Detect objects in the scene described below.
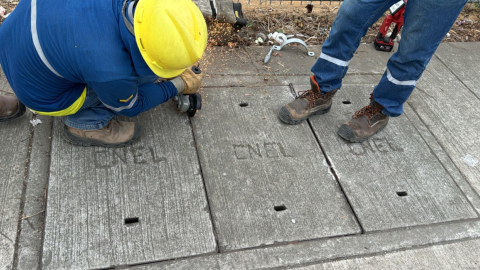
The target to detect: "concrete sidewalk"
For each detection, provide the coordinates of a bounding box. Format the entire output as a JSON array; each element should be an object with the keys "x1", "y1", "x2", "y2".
[{"x1": 1, "y1": 42, "x2": 479, "y2": 270}]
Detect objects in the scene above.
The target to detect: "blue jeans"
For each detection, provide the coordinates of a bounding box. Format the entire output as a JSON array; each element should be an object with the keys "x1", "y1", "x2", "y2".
[
  {"x1": 65, "y1": 86, "x2": 116, "y2": 130},
  {"x1": 65, "y1": 76, "x2": 158, "y2": 130},
  {"x1": 311, "y1": 0, "x2": 467, "y2": 116}
]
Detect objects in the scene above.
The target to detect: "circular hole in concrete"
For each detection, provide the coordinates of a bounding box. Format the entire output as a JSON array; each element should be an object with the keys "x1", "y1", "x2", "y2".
[
  {"x1": 342, "y1": 101, "x2": 351, "y2": 104},
  {"x1": 239, "y1": 102, "x2": 249, "y2": 107},
  {"x1": 274, "y1": 205, "x2": 287, "y2": 211},
  {"x1": 396, "y1": 191, "x2": 408, "y2": 197}
]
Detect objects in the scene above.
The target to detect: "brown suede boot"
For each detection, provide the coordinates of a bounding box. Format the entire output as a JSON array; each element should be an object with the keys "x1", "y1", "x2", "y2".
[
  {"x1": 0, "y1": 95, "x2": 26, "y2": 122},
  {"x1": 279, "y1": 75, "x2": 337, "y2": 125},
  {"x1": 64, "y1": 119, "x2": 141, "y2": 147},
  {"x1": 338, "y1": 95, "x2": 389, "y2": 143}
]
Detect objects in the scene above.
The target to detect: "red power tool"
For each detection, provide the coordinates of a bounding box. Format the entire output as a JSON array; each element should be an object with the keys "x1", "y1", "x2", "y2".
[{"x1": 374, "y1": 0, "x2": 406, "y2": 52}]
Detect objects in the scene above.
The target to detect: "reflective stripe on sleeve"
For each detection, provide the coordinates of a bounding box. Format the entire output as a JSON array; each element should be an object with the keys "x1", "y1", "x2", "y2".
[
  {"x1": 319, "y1": 53, "x2": 350, "y2": 67},
  {"x1": 127, "y1": 1, "x2": 135, "y2": 23},
  {"x1": 102, "y1": 93, "x2": 138, "y2": 112}
]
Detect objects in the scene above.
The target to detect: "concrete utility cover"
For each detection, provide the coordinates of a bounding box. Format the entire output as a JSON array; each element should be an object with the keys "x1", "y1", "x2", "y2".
[
  {"x1": 295, "y1": 238, "x2": 480, "y2": 270},
  {"x1": 42, "y1": 103, "x2": 216, "y2": 270},
  {"x1": 0, "y1": 113, "x2": 31, "y2": 270},
  {"x1": 308, "y1": 85, "x2": 478, "y2": 231},
  {"x1": 246, "y1": 44, "x2": 392, "y2": 77},
  {"x1": 347, "y1": 44, "x2": 393, "y2": 75},
  {"x1": 435, "y1": 42, "x2": 480, "y2": 95},
  {"x1": 408, "y1": 44, "x2": 480, "y2": 196},
  {"x1": 192, "y1": 86, "x2": 360, "y2": 251}
]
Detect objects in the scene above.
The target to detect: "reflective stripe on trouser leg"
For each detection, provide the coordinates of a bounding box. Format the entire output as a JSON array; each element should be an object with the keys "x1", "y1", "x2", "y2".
[
  {"x1": 373, "y1": 68, "x2": 417, "y2": 117},
  {"x1": 373, "y1": 0, "x2": 468, "y2": 117},
  {"x1": 319, "y1": 53, "x2": 349, "y2": 67}
]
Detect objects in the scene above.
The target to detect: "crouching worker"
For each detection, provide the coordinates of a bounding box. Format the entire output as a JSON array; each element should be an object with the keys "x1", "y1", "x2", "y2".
[{"x1": 0, "y1": 0, "x2": 207, "y2": 147}]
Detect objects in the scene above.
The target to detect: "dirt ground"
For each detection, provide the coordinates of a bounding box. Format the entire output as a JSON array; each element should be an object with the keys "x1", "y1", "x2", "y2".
[
  {"x1": 1, "y1": 1, "x2": 479, "y2": 47},
  {"x1": 207, "y1": 2, "x2": 480, "y2": 47}
]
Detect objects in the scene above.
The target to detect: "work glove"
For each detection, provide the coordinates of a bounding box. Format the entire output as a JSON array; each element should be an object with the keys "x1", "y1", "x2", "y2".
[{"x1": 180, "y1": 65, "x2": 203, "y2": 94}]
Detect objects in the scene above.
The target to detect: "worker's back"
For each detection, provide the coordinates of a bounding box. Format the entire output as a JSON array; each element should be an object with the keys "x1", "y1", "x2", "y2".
[{"x1": 0, "y1": 0, "x2": 154, "y2": 112}]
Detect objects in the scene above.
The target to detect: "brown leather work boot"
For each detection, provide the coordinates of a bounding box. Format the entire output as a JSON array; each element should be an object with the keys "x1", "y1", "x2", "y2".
[
  {"x1": 279, "y1": 75, "x2": 337, "y2": 125},
  {"x1": 338, "y1": 95, "x2": 389, "y2": 143},
  {"x1": 64, "y1": 119, "x2": 141, "y2": 147},
  {"x1": 0, "y1": 95, "x2": 26, "y2": 122}
]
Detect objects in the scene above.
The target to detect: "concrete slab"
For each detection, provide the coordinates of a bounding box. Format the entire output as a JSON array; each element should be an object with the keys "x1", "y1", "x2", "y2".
[
  {"x1": 308, "y1": 84, "x2": 478, "y2": 231},
  {"x1": 16, "y1": 115, "x2": 52, "y2": 270},
  {"x1": 404, "y1": 91, "x2": 480, "y2": 214},
  {"x1": 245, "y1": 44, "x2": 392, "y2": 77},
  {"x1": 201, "y1": 74, "x2": 382, "y2": 90},
  {"x1": 0, "y1": 111, "x2": 32, "y2": 270},
  {"x1": 41, "y1": 102, "x2": 216, "y2": 270},
  {"x1": 347, "y1": 43, "x2": 393, "y2": 75},
  {"x1": 294, "y1": 238, "x2": 480, "y2": 270},
  {"x1": 342, "y1": 74, "x2": 382, "y2": 86},
  {"x1": 285, "y1": 74, "x2": 382, "y2": 89},
  {"x1": 200, "y1": 44, "x2": 385, "y2": 88},
  {"x1": 435, "y1": 42, "x2": 480, "y2": 95},
  {"x1": 191, "y1": 86, "x2": 360, "y2": 252},
  {"x1": 132, "y1": 219, "x2": 480, "y2": 270},
  {"x1": 201, "y1": 74, "x2": 273, "y2": 89},
  {"x1": 408, "y1": 51, "x2": 480, "y2": 205}
]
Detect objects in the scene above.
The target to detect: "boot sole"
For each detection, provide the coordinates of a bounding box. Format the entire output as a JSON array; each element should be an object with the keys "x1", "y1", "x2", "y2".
[
  {"x1": 337, "y1": 122, "x2": 388, "y2": 143},
  {"x1": 0, "y1": 102, "x2": 26, "y2": 122},
  {"x1": 63, "y1": 124, "x2": 141, "y2": 148},
  {"x1": 278, "y1": 105, "x2": 331, "y2": 125}
]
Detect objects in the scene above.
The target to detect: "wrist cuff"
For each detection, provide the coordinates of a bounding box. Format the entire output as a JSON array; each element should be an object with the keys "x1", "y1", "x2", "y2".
[{"x1": 170, "y1": 77, "x2": 185, "y2": 94}]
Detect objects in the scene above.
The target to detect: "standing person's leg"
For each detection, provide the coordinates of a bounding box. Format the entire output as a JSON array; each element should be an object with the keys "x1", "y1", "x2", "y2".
[
  {"x1": 374, "y1": 0, "x2": 468, "y2": 116},
  {"x1": 64, "y1": 86, "x2": 140, "y2": 147},
  {"x1": 338, "y1": 0, "x2": 468, "y2": 142},
  {"x1": 279, "y1": 0, "x2": 399, "y2": 124}
]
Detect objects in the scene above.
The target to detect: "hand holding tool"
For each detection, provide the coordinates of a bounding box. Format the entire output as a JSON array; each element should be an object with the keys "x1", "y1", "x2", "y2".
[
  {"x1": 180, "y1": 65, "x2": 204, "y2": 94},
  {"x1": 174, "y1": 66, "x2": 202, "y2": 117}
]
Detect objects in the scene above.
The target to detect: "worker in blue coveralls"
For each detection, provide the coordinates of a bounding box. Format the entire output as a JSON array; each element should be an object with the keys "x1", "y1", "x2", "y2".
[
  {"x1": 278, "y1": 0, "x2": 467, "y2": 142},
  {"x1": 0, "y1": 0, "x2": 207, "y2": 147}
]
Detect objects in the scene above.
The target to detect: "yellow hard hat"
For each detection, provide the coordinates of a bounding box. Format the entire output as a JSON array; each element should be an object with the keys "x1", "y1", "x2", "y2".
[{"x1": 134, "y1": 0, "x2": 207, "y2": 78}]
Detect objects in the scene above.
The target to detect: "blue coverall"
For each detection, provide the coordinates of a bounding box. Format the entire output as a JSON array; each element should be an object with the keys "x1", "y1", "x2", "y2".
[{"x1": 0, "y1": 0, "x2": 177, "y2": 130}]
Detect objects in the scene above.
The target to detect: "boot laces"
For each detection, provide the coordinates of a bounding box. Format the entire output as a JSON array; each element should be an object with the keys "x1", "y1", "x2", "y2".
[
  {"x1": 352, "y1": 94, "x2": 383, "y2": 119},
  {"x1": 297, "y1": 89, "x2": 331, "y2": 109},
  {"x1": 352, "y1": 104, "x2": 380, "y2": 119}
]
